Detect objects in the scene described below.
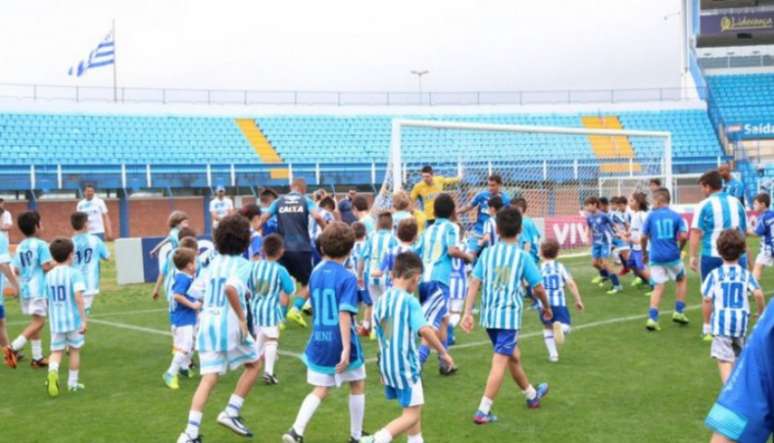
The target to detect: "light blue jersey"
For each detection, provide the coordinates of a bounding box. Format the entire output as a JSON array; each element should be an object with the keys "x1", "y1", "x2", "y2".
[
  {"x1": 415, "y1": 218, "x2": 458, "y2": 284},
  {"x1": 309, "y1": 208, "x2": 334, "y2": 242},
  {"x1": 168, "y1": 227, "x2": 180, "y2": 250},
  {"x1": 691, "y1": 192, "x2": 747, "y2": 257},
  {"x1": 483, "y1": 218, "x2": 498, "y2": 248},
  {"x1": 392, "y1": 210, "x2": 412, "y2": 234},
  {"x1": 473, "y1": 242, "x2": 543, "y2": 330},
  {"x1": 449, "y1": 254, "x2": 468, "y2": 301},
  {"x1": 702, "y1": 264, "x2": 759, "y2": 338},
  {"x1": 13, "y1": 237, "x2": 52, "y2": 300},
  {"x1": 519, "y1": 216, "x2": 542, "y2": 262},
  {"x1": 196, "y1": 254, "x2": 253, "y2": 352},
  {"x1": 378, "y1": 243, "x2": 414, "y2": 288},
  {"x1": 374, "y1": 288, "x2": 428, "y2": 390},
  {"x1": 469, "y1": 191, "x2": 511, "y2": 234},
  {"x1": 362, "y1": 229, "x2": 398, "y2": 287},
  {"x1": 72, "y1": 233, "x2": 110, "y2": 295},
  {"x1": 541, "y1": 260, "x2": 571, "y2": 307},
  {"x1": 0, "y1": 234, "x2": 10, "y2": 308},
  {"x1": 345, "y1": 240, "x2": 367, "y2": 278},
  {"x1": 46, "y1": 266, "x2": 86, "y2": 334},
  {"x1": 159, "y1": 248, "x2": 178, "y2": 303},
  {"x1": 249, "y1": 260, "x2": 295, "y2": 327}
]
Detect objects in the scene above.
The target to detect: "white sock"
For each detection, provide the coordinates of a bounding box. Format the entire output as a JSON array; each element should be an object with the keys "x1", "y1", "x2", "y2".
[
  {"x1": 374, "y1": 429, "x2": 393, "y2": 443},
  {"x1": 348, "y1": 394, "x2": 365, "y2": 439},
  {"x1": 225, "y1": 394, "x2": 244, "y2": 417},
  {"x1": 292, "y1": 393, "x2": 322, "y2": 435},
  {"x1": 31, "y1": 340, "x2": 43, "y2": 360},
  {"x1": 68, "y1": 369, "x2": 79, "y2": 386},
  {"x1": 478, "y1": 396, "x2": 493, "y2": 414},
  {"x1": 543, "y1": 330, "x2": 558, "y2": 358},
  {"x1": 11, "y1": 335, "x2": 27, "y2": 352},
  {"x1": 264, "y1": 341, "x2": 278, "y2": 376},
  {"x1": 167, "y1": 351, "x2": 187, "y2": 375},
  {"x1": 703, "y1": 323, "x2": 711, "y2": 335},
  {"x1": 185, "y1": 410, "x2": 203, "y2": 438},
  {"x1": 562, "y1": 323, "x2": 571, "y2": 334},
  {"x1": 49, "y1": 361, "x2": 60, "y2": 373},
  {"x1": 523, "y1": 385, "x2": 537, "y2": 401},
  {"x1": 407, "y1": 434, "x2": 424, "y2": 443}
]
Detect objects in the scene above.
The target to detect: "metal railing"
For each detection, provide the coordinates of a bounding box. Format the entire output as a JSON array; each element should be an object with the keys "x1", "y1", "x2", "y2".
[{"x1": 0, "y1": 83, "x2": 706, "y2": 107}]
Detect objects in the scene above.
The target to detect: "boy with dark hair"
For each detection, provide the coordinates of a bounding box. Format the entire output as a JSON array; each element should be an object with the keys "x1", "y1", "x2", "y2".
[
  {"x1": 45, "y1": 238, "x2": 88, "y2": 396},
  {"x1": 457, "y1": 174, "x2": 510, "y2": 255},
  {"x1": 462, "y1": 207, "x2": 552, "y2": 424},
  {"x1": 259, "y1": 188, "x2": 279, "y2": 236},
  {"x1": 701, "y1": 229, "x2": 765, "y2": 383},
  {"x1": 284, "y1": 222, "x2": 366, "y2": 443},
  {"x1": 71, "y1": 211, "x2": 110, "y2": 315},
  {"x1": 240, "y1": 203, "x2": 263, "y2": 260},
  {"x1": 373, "y1": 217, "x2": 419, "y2": 287},
  {"x1": 4, "y1": 211, "x2": 54, "y2": 369},
  {"x1": 512, "y1": 197, "x2": 541, "y2": 264},
  {"x1": 479, "y1": 195, "x2": 505, "y2": 250},
  {"x1": 750, "y1": 192, "x2": 774, "y2": 282},
  {"x1": 310, "y1": 196, "x2": 337, "y2": 266},
  {"x1": 584, "y1": 196, "x2": 622, "y2": 294},
  {"x1": 352, "y1": 195, "x2": 375, "y2": 235},
  {"x1": 362, "y1": 252, "x2": 454, "y2": 443},
  {"x1": 177, "y1": 215, "x2": 260, "y2": 443}
]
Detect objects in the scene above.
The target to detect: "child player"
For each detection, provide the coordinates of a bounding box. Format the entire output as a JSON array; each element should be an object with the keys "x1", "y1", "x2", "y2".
[
  {"x1": 248, "y1": 234, "x2": 295, "y2": 385},
  {"x1": 45, "y1": 238, "x2": 88, "y2": 397},
  {"x1": 584, "y1": 197, "x2": 622, "y2": 294},
  {"x1": 610, "y1": 196, "x2": 631, "y2": 275},
  {"x1": 283, "y1": 222, "x2": 366, "y2": 443},
  {"x1": 373, "y1": 218, "x2": 419, "y2": 289},
  {"x1": 163, "y1": 247, "x2": 202, "y2": 390},
  {"x1": 479, "y1": 196, "x2": 504, "y2": 250},
  {"x1": 4, "y1": 211, "x2": 54, "y2": 369},
  {"x1": 240, "y1": 203, "x2": 264, "y2": 260},
  {"x1": 177, "y1": 215, "x2": 261, "y2": 443},
  {"x1": 448, "y1": 223, "x2": 469, "y2": 347},
  {"x1": 361, "y1": 252, "x2": 455, "y2": 443},
  {"x1": 750, "y1": 192, "x2": 774, "y2": 282},
  {"x1": 71, "y1": 211, "x2": 110, "y2": 315},
  {"x1": 641, "y1": 187, "x2": 689, "y2": 331},
  {"x1": 0, "y1": 228, "x2": 19, "y2": 355},
  {"x1": 627, "y1": 192, "x2": 653, "y2": 292},
  {"x1": 310, "y1": 196, "x2": 336, "y2": 266},
  {"x1": 701, "y1": 229, "x2": 765, "y2": 383},
  {"x1": 347, "y1": 222, "x2": 373, "y2": 337},
  {"x1": 359, "y1": 211, "x2": 397, "y2": 311},
  {"x1": 539, "y1": 239, "x2": 584, "y2": 362},
  {"x1": 462, "y1": 206, "x2": 551, "y2": 424},
  {"x1": 150, "y1": 210, "x2": 190, "y2": 257}
]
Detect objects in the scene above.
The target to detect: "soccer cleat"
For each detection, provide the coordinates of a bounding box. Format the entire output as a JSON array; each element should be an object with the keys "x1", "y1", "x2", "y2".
[
  {"x1": 606, "y1": 286, "x2": 623, "y2": 295},
  {"x1": 176, "y1": 433, "x2": 202, "y2": 443},
  {"x1": 369, "y1": 329, "x2": 376, "y2": 341},
  {"x1": 631, "y1": 277, "x2": 643, "y2": 288},
  {"x1": 702, "y1": 334, "x2": 714, "y2": 343},
  {"x1": 282, "y1": 428, "x2": 304, "y2": 443},
  {"x1": 3, "y1": 345, "x2": 18, "y2": 369},
  {"x1": 672, "y1": 312, "x2": 690, "y2": 325},
  {"x1": 439, "y1": 365, "x2": 458, "y2": 376},
  {"x1": 356, "y1": 325, "x2": 370, "y2": 337},
  {"x1": 473, "y1": 410, "x2": 498, "y2": 425},
  {"x1": 597, "y1": 282, "x2": 607, "y2": 288},
  {"x1": 68, "y1": 383, "x2": 85, "y2": 392},
  {"x1": 591, "y1": 276, "x2": 604, "y2": 284},
  {"x1": 302, "y1": 299, "x2": 313, "y2": 316},
  {"x1": 286, "y1": 307, "x2": 308, "y2": 328},
  {"x1": 163, "y1": 372, "x2": 180, "y2": 390},
  {"x1": 179, "y1": 368, "x2": 194, "y2": 379},
  {"x1": 526, "y1": 383, "x2": 549, "y2": 409},
  {"x1": 279, "y1": 321, "x2": 287, "y2": 331},
  {"x1": 30, "y1": 357, "x2": 49, "y2": 368},
  {"x1": 216, "y1": 412, "x2": 253, "y2": 437},
  {"x1": 47, "y1": 371, "x2": 60, "y2": 398},
  {"x1": 263, "y1": 373, "x2": 279, "y2": 385},
  {"x1": 552, "y1": 321, "x2": 565, "y2": 346},
  {"x1": 645, "y1": 319, "x2": 661, "y2": 331},
  {"x1": 548, "y1": 355, "x2": 559, "y2": 363}
]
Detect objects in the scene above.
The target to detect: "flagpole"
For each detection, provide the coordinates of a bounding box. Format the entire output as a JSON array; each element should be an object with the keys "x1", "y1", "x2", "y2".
[{"x1": 112, "y1": 18, "x2": 118, "y2": 103}]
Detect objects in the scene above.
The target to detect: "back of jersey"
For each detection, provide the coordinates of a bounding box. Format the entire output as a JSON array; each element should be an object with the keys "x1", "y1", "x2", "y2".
[
  {"x1": 46, "y1": 266, "x2": 85, "y2": 334},
  {"x1": 374, "y1": 288, "x2": 423, "y2": 389},
  {"x1": 72, "y1": 233, "x2": 109, "y2": 295},
  {"x1": 14, "y1": 238, "x2": 51, "y2": 300},
  {"x1": 197, "y1": 254, "x2": 251, "y2": 352},
  {"x1": 541, "y1": 260, "x2": 569, "y2": 307},
  {"x1": 702, "y1": 264, "x2": 758, "y2": 338}
]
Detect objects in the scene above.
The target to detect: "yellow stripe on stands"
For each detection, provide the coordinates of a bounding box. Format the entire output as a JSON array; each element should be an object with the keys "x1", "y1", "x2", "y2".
[
  {"x1": 581, "y1": 116, "x2": 641, "y2": 174},
  {"x1": 235, "y1": 118, "x2": 289, "y2": 180}
]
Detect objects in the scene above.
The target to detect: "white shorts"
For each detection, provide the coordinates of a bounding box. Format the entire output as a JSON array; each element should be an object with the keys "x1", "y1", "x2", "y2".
[
  {"x1": 51, "y1": 331, "x2": 84, "y2": 351},
  {"x1": 650, "y1": 262, "x2": 686, "y2": 285},
  {"x1": 711, "y1": 336, "x2": 745, "y2": 363},
  {"x1": 172, "y1": 325, "x2": 195, "y2": 354},
  {"x1": 385, "y1": 379, "x2": 425, "y2": 408},
  {"x1": 21, "y1": 298, "x2": 47, "y2": 317},
  {"x1": 449, "y1": 299, "x2": 464, "y2": 314},
  {"x1": 307, "y1": 365, "x2": 366, "y2": 388},
  {"x1": 254, "y1": 326, "x2": 280, "y2": 359},
  {"x1": 199, "y1": 344, "x2": 259, "y2": 376},
  {"x1": 755, "y1": 249, "x2": 774, "y2": 267}
]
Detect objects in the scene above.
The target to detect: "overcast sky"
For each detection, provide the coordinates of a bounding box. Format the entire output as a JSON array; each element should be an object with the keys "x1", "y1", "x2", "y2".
[{"x1": 0, "y1": 0, "x2": 684, "y2": 92}]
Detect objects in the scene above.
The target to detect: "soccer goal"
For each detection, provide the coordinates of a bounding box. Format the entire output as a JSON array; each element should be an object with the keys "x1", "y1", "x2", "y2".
[{"x1": 375, "y1": 118, "x2": 672, "y2": 248}]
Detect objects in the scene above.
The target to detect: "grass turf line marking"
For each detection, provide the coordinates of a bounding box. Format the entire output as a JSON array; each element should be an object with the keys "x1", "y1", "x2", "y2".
[{"x1": 5, "y1": 307, "x2": 168, "y2": 326}]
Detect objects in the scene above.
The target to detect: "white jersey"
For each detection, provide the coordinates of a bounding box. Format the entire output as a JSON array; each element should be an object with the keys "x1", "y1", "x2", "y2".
[
  {"x1": 629, "y1": 210, "x2": 648, "y2": 251},
  {"x1": 76, "y1": 197, "x2": 108, "y2": 235},
  {"x1": 72, "y1": 233, "x2": 110, "y2": 295},
  {"x1": 541, "y1": 260, "x2": 571, "y2": 307},
  {"x1": 196, "y1": 254, "x2": 252, "y2": 352},
  {"x1": 209, "y1": 197, "x2": 234, "y2": 228},
  {"x1": 46, "y1": 266, "x2": 86, "y2": 334},
  {"x1": 309, "y1": 208, "x2": 334, "y2": 241}
]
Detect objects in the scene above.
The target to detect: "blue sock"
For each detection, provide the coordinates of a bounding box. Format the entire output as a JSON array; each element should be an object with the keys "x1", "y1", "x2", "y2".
[
  {"x1": 281, "y1": 305, "x2": 288, "y2": 317},
  {"x1": 419, "y1": 345, "x2": 430, "y2": 365},
  {"x1": 675, "y1": 301, "x2": 686, "y2": 314},
  {"x1": 293, "y1": 298, "x2": 305, "y2": 310},
  {"x1": 609, "y1": 274, "x2": 620, "y2": 287},
  {"x1": 447, "y1": 325, "x2": 455, "y2": 343},
  {"x1": 648, "y1": 308, "x2": 659, "y2": 321},
  {"x1": 599, "y1": 269, "x2": 609, "y2": 279}
]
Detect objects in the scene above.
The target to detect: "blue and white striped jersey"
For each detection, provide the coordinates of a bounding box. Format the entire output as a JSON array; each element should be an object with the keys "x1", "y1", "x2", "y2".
[
  {"x1": 473, "y1": 242, "x2": 543, "y2": 330},
  {"x1": 245, "y1": 229, "x2": 263, "y2": 260},
  {"x1": 610, "y1": 210, "x2": 628, "y2": 241},
  {"x1": 13, "y1": 237, "x2": 52, "y2": 300},
  {"x1": 702, "y1": 264, "x2": 759, "y2": 338},
  {"x1": 362, "y1": 229, "x2": 398, "y2": 286},
  {"x1": 345, "y1": 240, "x2": 367, "y2": 279},
  {"x1": 72, "y1": 233, "x2": 110, "y2": 295},
  {"x1": 378, "y1": 243, "x2": 414, "y2": 288},
  {"x1": 691, "y1": 192, "x2": 747, "y2": 257},
  {"x1": 159, "y1": 248, "x2": 178, "y2": 303},
  {"x1": 168, "y1": 227, "x2": 180, "y2": 250},
  {"x1": 483, "y1": 218, "x2": 498, "y2": 248},
  {"x1": 46, "y1": 266, "x2": 86, "y2": 334},
  {"x1": 0, "y1": 234, "x2": 10, "y2": 308},
  {"x1": 415, "y1": 218, "x2": 459, "y2": 284},
  {"x1": 540, "y1": 260, "x2": 571, "y2": 307},
  {"x1": 309, "y1": 208, "x2": 335, "y2": 242},
  {"x1": 196, "y1": 254, "x2": 253, "y2": 352},
  {"x1": 374, "y1": 287, "x2": 429, "y2": 389},
  {"x1": 449, "y1": 252, "x2": 468, "y2": 301},
  {"x1": 249, "y1": 260, "x2": 295, "y2": 327}
]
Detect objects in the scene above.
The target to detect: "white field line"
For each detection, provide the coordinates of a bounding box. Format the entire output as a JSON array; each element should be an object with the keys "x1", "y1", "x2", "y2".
[{"x1": 5, "y1": 307, "x2": 168, "y2": 326}]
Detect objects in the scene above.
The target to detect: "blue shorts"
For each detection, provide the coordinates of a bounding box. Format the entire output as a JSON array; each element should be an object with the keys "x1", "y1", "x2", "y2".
[
  {"x1": 384, "y1": 380, "x2": 424, "y2": 408},
  {"x1": 540, "y1": 305, "x2": 571, "y2": 326},
  {"x1": 701, "y1": 254, "x2": 748, "y2": 282},
  {"x1": 628, "y1": 250, "x2": 646, "y2": 271},
  {"x1": 0, "y1": 305, "x2": 4, "y2": 321},
  {"x1": 486, "y1": 328, "x2": 519, "y2": 356},
  {"x1": 420, "y1": 282, "x2": 449, "y2": 330},
  {"x1": 591, "y1": 243, "x2": 611, "y2": 259}
]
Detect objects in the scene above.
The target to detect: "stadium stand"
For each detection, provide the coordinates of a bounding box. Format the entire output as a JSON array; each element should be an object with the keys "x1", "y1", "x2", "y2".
[{"x1": 706, "y1": 73, "x2": 774, "y2": 122}]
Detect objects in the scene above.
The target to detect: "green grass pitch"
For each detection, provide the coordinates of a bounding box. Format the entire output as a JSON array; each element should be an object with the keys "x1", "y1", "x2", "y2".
[{"x1": 2, "y1": 242, "x2": 771, "y2": 443}]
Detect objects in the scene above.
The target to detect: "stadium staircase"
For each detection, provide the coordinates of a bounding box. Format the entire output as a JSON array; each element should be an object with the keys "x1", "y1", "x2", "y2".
[
  {"x1": 580, "y1": 115, "x2": 641, "y2": 174},
  {"x1": 234, "y1": 118, "x2": 289, "y2": 179}
]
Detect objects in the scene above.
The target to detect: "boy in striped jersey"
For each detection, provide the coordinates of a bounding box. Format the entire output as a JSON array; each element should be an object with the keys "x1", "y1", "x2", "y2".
[
  {"x1": 359, "y1": 212, "x2": 397, "y2": 312},
  {"x1": 373, "y1": 218, "x2": 419, "y2": 289},
  {"x1": 610, "y1": 196, "x2": 631, "y2": 275},
  {"x1": 5, "y1": 211, "x2": 54, "y2": 369},
  {"x1": 447, "y1": 226, "x2": 469, "y2": 347},
  {"x1": 461, "y1": 207, "x2": 551, "y2": 424},
  {"x1": 284, "y1": 222, "x2": 366, "y2": 443},
  {"x1": 70, "y1": 212, "x2": 110, "y2": 315},
  {"x1": 362, "y1": 252, "x2": 454, "y2": 443},
  {"x1": 348, "y1": 222, "x2": 374, "y2": 337},
  {"x1": 702, "y1": 229, "x2": 765, "y2": 383},
  {"x1": 44, "y1": 238, "x2": 87, "y2": 397},
  {"x1": 539, "y1": 239, "x2": 584, "y2": 362},
  {"x1": 248, "y1": 234, "x2": 295, "y2": 385},
  {"x1": 478, "y1": 195, "x2": 504, "y2": 251},
  {"x1": 750, "y1": 192, "x2": 774, "y2": 282},
  {"x1": 240, "y1": 203, "x2": 264, "y2": 261},
  {"x1": 311, "y1": 196, "x2": 336, "y2": 267},
  {"x1": 0, "y1": 231, "x2": 19, "y2": 353},
  {"x1": 150, "y1": 210, "x2": 190, "y2": 258},
  {"x1": 178, "y1": 215, "x2": 260, "y2": 443}
]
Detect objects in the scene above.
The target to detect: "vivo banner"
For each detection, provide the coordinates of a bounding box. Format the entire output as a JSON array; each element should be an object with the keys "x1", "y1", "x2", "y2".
[
  {"x1": 701, "y1": 12, "x2": 774, "y2": 36},
  {"x1": 726, "y1": 121, "x2": 774, "y2": 140}
]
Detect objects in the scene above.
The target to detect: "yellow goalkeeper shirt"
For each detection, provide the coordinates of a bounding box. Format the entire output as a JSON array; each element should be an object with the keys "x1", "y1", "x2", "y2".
[{"x1": 410, "y1": 176, "x2": 460, "y2": 221}]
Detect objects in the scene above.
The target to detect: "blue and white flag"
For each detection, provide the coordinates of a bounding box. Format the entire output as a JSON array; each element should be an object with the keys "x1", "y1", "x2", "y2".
[{"x1": 68, "y1": 30, "x2": 115, "y2": 77}]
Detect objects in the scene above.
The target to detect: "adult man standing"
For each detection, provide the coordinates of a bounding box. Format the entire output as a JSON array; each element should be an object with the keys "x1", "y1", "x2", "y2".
[
  {"x1": 456, "y1": 174, "x2": 510, "y2": 255},
  {"x1": 410, "y1": 165, "x2": 461, "y2": 225},
  {"x1": 688, "y1": 170, "x2": 748, "y2": 340},
  {"x1": 0, "y1": 198, "x2": 12, "y2": 241},
  {"x1": 719, "y1": 163, "x2": 745, "y2": 205},
  {"x1": 76, "y1": 184, "x2": 112, "y2": 240},
  {"x1": 209, "y1": 186, "x2": 234, "y2": 231}
]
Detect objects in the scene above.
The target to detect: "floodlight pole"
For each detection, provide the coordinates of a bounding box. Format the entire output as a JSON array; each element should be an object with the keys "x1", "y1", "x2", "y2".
[{"x1": 410, "y1": 70, "x2": 429, "y2": 104}]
